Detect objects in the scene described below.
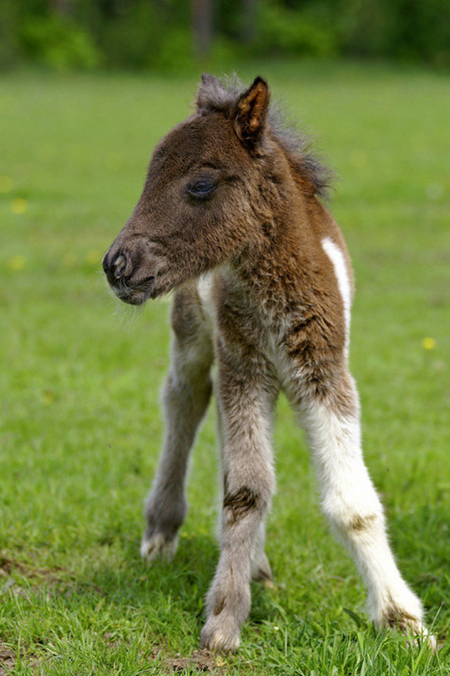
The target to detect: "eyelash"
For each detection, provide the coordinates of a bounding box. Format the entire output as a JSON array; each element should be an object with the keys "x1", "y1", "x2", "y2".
[{"x1": 187, "y1": 179, "x2": 217, "y2": 200}]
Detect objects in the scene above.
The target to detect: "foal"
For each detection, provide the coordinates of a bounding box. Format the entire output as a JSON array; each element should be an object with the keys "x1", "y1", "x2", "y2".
[{"x1": 103, "y1": 75, "x2": 432, "y2": 653}]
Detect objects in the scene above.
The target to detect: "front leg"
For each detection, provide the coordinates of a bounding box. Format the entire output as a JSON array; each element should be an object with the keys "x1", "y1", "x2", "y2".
[
  {"x1": 141, "y1": 288, "x2": 213, "y2": 562},
  {"x1": 200, "y1": 346, "x2": 277, "y2": 653}
]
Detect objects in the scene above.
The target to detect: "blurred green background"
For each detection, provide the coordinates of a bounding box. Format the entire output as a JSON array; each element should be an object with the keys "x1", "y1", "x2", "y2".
[
  {"x1": 1, "y1": 0, "x2": 450, "y2": 73},
  {"x1": 1, "y1": 2, "x2": 450, "y2": 674},
  {"x1": 1, "y1": 64, "x2": 449, "y2": 673}
]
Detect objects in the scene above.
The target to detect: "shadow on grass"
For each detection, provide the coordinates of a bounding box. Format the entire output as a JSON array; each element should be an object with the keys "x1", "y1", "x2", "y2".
[
  {"x1": 85, "y1": 531, "x2": 279, "y2": 623},
  {"x1": 84, "y1": 533, "x2": 218, "y2": 611},
  {"x1": 3, "y1": 503, "x2": 447, "y2": 665},
  {"x1": 27, "y1": 528, "x2": 281, "y2": 651},
  {"x1": 33, "y1": 499, "x2": 448, "y2": 641}
]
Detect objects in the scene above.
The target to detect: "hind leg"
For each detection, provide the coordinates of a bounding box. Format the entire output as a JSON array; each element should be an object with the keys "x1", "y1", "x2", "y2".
[
  {"x1": 251, "y1": 521, "x2": 273, "y2": 585},
  {"x1": 141, "y1": 286, "x2": 213, "y2": 562},
  {"x1": 290, "y1": 371, "x2": 434, "y2": 646}
]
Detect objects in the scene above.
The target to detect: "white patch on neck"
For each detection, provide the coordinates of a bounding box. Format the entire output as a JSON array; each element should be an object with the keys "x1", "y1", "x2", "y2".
[{"x1": 321, "y1": 237, "x2": 351, "y2": 346}]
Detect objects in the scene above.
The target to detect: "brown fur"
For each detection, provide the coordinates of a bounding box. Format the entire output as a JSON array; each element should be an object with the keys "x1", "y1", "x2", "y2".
[
  {"x1": 223, "y1": 486, "x2": 260, "y2": 524},
  {"x1": 383, "y1": 598, "x2": 422, "y2": 631},
  {"x1": 349, "y1": 514, "x2": 378, "y2": 532},
  {"x1": 103, "y1": 75, "x2": 431, "y2": 654}
]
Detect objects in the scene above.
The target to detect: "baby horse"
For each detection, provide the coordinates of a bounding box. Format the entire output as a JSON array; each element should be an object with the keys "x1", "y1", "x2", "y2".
[{"x1": 103, "y1": 75, "x2": 432, "y2": 653}]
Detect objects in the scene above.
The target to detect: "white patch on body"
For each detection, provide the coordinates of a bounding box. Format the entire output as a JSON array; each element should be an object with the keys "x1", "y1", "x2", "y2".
[
  {"x1": 197, "y1": 271, "x2": 216, "y2": 330},
  {"x1": 321, "y1": 237, "x2": 351, "y2": 347}
]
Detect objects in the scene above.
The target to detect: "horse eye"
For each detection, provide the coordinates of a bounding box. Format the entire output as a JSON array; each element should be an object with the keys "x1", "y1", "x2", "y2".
[{"x1": 187, "y1": 179, "x2": 216, "y2": 200}]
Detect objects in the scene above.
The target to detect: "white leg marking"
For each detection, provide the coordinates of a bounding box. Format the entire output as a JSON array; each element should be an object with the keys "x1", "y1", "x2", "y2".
[
  {"x1": 141, "y1": 533, "x2": 178, "y2": 563},
  {"x1": 302, "y1": 398, "x2": 433, "y2": 644}
]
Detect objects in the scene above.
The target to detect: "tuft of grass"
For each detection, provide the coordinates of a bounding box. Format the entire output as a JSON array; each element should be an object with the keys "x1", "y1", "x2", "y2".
[{"x1": 1, "y1": 62, "x2": 449, "y2": 674}]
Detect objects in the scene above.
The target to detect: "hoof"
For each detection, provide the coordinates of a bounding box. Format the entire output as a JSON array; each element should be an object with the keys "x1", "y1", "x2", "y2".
[
  {"x1": 391, "y1": 618, "x2": 437, "y2": 652},
  {"x1": 140, "y1": 532, "x2": 178, "y2": 563},
  {"x1": 251, "y1": 551, "x2": 273, "y2": 585},
  {"x1": 200, "y1": 615, "x2": 240, "y2": 654},
  {"x1": 406, "y1": 626, "x2": 437, "y2": 652},
  {"x1": 372, "y1": 590, "x2": 436, "y2": 651}
]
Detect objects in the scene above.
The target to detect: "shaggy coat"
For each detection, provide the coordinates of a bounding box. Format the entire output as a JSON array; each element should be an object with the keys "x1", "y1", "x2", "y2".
[{"x1": 103, "y1": 75, "x2": 433, "y2": 653}]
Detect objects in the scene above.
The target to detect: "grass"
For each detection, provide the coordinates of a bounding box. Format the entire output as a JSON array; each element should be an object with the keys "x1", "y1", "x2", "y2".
[{"x1": 0, "y1": 61, "x2": 449, "y2": 674}]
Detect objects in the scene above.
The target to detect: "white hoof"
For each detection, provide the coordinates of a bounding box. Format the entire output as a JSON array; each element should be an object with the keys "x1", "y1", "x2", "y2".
[
  {"x1": 140, "y1": 532, "x2": 178, "y2": 563},
  {"x1": 371, "y1": 588, "x2": 436, "y2": 650},
  {"x1": 200, "y1": 615, "x2": 241, "y2": 654}
]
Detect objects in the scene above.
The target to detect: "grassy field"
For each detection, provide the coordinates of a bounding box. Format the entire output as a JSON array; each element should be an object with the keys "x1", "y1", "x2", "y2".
[{"x1": 1, "y1": 61, "x2": 449, "y2": 675}]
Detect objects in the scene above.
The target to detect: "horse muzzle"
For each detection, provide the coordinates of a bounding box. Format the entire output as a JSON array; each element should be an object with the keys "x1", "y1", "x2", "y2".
[{"x1": 102, "y1": 245, "x2": 162, "y2": 305}]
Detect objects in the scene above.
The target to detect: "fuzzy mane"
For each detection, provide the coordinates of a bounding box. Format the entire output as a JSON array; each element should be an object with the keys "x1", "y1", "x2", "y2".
[{"x1": 196, "y1": 74, "x2": 333, "y2": 199}]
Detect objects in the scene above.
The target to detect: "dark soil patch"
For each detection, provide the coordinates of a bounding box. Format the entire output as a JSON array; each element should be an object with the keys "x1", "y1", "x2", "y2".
[
  {"x1": 0, "y1": 643, "x2": 43, "y2": 676},
  {"x1": 0, "y1": 555, "x2": 66, "y2": 585},
  {"x1": 0, "y1": 554, "x2": 103, "y2": 599},
  {"x1": 0, "y1": 644, "x2": 16, "y2": 675},
  {"x1": 165, "y1": 649, "x2": 226, "y2": 673}
]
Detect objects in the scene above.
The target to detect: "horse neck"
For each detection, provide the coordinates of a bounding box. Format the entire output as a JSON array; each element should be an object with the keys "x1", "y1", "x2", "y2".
[{"x1": 229, "y1": 175, "x2": 324, "y2": 313}]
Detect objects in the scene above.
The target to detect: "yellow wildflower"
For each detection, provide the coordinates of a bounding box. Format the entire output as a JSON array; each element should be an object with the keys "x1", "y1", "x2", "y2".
[
  {"x1": 9, "y1": 255, "x2": 26, "y2": 270},
  {"x1": 11, "y1": 198, "x2": 27, "y2": 214},
  {"x1": 422, "y1": 337, "x2": 436, "y2": 350}
]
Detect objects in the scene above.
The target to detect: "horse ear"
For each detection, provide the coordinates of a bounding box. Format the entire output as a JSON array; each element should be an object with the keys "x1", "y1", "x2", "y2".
[
  {"x1": 196, "y1": 73, "x2": 222, "y2": 111},
  {"x1": 233, "y1": 77, "x2": 270, "y2": 149}
]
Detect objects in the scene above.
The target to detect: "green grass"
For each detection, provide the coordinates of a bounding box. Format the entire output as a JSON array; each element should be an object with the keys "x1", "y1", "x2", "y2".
[{"x1": 1, "y1": 61, "x2": 449, "y2": 674}]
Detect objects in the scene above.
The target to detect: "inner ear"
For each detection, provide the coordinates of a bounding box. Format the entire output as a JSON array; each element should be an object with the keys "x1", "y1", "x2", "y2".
[{"x1": 233, "y1": 77, "x2": 270, "y2": 149}]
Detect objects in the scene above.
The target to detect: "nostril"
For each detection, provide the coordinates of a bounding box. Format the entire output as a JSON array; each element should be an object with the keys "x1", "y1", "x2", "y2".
[
  {"x1": 103, "y1": 250, "x2": 130, "y2": 283},
  {"x1": 113, "y1": 254, "x2": 127, "y2": 279}
]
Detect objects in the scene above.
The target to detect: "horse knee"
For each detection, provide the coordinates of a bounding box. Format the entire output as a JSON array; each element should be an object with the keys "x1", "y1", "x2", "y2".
[{"x1": 163, "y1": 368, "x2": 212, "y2": 416}]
